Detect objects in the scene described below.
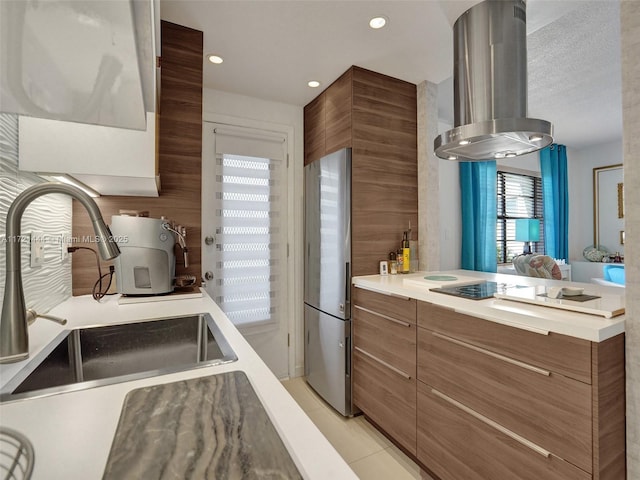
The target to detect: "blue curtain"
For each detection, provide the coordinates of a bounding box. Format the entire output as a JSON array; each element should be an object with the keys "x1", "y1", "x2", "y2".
[
  {"x1": 459, "y1": 161, "x2": 497, "y2": 272},
  {"x1": 539, "y1": 144, "x2": 569, "y2": 260}
]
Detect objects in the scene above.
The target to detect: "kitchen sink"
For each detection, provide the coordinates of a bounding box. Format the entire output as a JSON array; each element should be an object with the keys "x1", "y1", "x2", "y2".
[{"x1": 0, "y1": 313, "x2": 237, "y2": 402}]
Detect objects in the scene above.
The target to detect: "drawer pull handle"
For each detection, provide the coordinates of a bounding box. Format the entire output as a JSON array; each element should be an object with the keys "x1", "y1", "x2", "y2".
[
  {"x1": 354, "y1": 346, "x2": 412, "y2": 379},
  {"x1": 432, "y1": 332, "x2": 551, "y2": 377},
  {"x1": 354, "y1": 306, "x2": 411, "y2": 327},
  {"x1": 431, "y1": 388, "x2": 552, "y2": 459}
]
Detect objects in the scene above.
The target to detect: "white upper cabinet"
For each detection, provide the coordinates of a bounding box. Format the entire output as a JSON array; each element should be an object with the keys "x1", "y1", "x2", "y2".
[
  {"x1": 7, "y1": 0, "x2": 162, "y2": 197},
  {"x1": 19, "y1": 112, "x2": 159, "y2": 197},
  {"x1": 0, "y1": 0, "x2": 153, "y2": 130}
]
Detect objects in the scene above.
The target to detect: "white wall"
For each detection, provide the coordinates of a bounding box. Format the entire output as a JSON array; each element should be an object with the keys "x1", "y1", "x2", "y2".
[
  {"x1": 202, "y1": 88, "x2": 305, "y2": 378},
  {"x1": 568, "y1": 140, "x2": 623, "y2": 261}
]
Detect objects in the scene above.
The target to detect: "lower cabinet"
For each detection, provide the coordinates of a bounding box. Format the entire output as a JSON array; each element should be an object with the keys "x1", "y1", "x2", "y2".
[
  {"x1": 351, "y1": 288, "x2": 626, "y2": 480},
  {"x1": 353, "y1": 348, "x2": 416, "y2": 454},
  {"x1": 352, "y1": 287, "x2": 417, "y2": 455},
  {"x1": 417, "y1": 314, "x2": 592, "y2": 472},
  {"x1": 416, "y1": 301, "x2": 626, "y2": 480},
  {"x1": 416, "y1": 382, "x2": 590, "y2": 480}
]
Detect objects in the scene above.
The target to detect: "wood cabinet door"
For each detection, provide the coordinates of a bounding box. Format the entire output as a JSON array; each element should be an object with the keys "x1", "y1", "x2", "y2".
[
  {"x1": 417, "y1": 327, "x2": 592, "y2": 472},
  {"x1": 304, "y1": 93, "x2": 325, "y2": 165},
  {"x1": 354, "y1": 306, "x2": 416, "y2": 381},
  {"x1": 417, "y1": 382, "x2": 591, "y2": 480},
  {"x1": 353, "y1": 287, "x2": 416, "y2": 324},
  {"x1": 350, "y1": 66, "x2": 418, "y2": 277},
  {"x1": 417, "y1": 302, "x2": 592, "y2": 383},
  {"x1": 352, "y1": 286, "x2": 417, "y2": 455},
  {"x1": 353, "y1": 349, "x2": 416, "y2": 455},
  {"x1": 325, "y1": 68, "x2": 352, "y2": 155}
]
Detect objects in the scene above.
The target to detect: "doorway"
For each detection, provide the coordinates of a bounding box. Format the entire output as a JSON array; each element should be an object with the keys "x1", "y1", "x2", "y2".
[{"x1": 202, "y1": 122, "x2": 290, "y2": 378}]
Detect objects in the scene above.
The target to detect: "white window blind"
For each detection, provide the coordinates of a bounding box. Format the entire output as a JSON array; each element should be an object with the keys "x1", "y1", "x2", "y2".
[
  {"x1": 497, "y1": 171, "x2": 544, "y2": 263},
  {"x1": 212, "y1": 128, "x2": 286, "y2": 328}
]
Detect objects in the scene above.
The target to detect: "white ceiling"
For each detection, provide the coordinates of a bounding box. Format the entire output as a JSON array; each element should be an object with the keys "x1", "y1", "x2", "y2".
[{"x1": 160, "y1": 0, "x2": 622, "y2": 150}]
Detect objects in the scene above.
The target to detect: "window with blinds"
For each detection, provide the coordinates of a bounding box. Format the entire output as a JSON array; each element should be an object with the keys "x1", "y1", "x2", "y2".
[
  {"x1": 497, "y1": 171, "x2": 544, "y2": 263},
  {"x1": 211, "y1": 128, "x2": 286, "y2": 329}
]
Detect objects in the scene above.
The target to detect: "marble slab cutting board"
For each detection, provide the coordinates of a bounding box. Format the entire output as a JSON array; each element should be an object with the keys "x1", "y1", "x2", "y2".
[{"x1": 103, "y1": 371, "x2": 302, "y2": 479}]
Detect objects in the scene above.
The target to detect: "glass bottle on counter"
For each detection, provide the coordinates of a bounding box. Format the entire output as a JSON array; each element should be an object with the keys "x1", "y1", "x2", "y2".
[
  {"x1": 402, "y1": 231, "x2": 410, "y2": 274},
  {"x1": 389, "y1": 251, "x2": 398, "y2": 275},
  {"x1": 396, "y1": 248, "x2": 404, "y2": 273}
]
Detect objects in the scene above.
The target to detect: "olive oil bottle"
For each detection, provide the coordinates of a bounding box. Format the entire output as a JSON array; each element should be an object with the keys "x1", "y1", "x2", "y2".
[{"x1": 402, "y1": 231, "x2": 410, "y2": 273}]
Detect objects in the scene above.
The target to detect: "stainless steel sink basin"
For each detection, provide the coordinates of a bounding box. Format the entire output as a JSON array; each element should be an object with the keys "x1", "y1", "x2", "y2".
[{"x1": 0, "y1": 313, "x2": 237, "y2": 402}]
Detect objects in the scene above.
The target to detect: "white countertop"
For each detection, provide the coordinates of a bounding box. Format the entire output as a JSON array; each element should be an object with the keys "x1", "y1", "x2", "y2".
[
  {"x1": 0, "y1": 291, "x2": 357, "y2": 480},
  {"x1": 353, "y1": 270, "x2": 626, "y2": 342}
]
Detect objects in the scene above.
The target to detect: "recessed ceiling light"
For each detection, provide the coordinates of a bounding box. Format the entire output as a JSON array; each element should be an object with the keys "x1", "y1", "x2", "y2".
[
  {"x1": 308, "y1": 80, "x2": 321, "y2": 88},
  {"x1": 505, "y1": 152, "x2": 517, "y2": 158},
  {"x1": 495, "y1": 152, "x2": 506, "y2": 159},
  {"x1": 529, "y1": 134, "x2": 544, "y2": 141},
  {"x1": 459, "y1": 140, "x2": 470, "y2": 146},
  {"x1": 207, "y1": 54, "x2": 223, "y2": 64},
  {"x1": 447, "y1": 155, "x2": 457, "y2": 161},
  {"x1": 369, "y1": 16, "x2": 388, "y2": 29}
]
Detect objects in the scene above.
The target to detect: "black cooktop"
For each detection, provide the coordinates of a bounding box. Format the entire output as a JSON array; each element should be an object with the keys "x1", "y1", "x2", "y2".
[{"x1": 429, "y1": 281, "x2": 501, "y2": 300}]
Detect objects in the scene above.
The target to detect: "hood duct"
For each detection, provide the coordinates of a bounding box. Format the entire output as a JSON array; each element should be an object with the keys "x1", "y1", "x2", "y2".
[{"x1": 434, "y1": 0, "x2": 553, "y2": 162}]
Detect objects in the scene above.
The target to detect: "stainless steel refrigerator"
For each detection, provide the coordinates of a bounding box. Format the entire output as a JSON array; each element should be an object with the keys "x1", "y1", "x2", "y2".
[{"x1": 304, "y1": 147, "x2": 353, "y2": 416}]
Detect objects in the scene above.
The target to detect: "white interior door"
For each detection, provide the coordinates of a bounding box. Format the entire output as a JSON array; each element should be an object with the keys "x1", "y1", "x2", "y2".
[{"x1": 202, "y1": 123, "x2": 290, "y2": 378}]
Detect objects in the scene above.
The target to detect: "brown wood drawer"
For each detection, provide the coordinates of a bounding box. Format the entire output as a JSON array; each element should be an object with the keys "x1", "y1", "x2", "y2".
[
  {"x1": 354, "y1": 287, "x2": 416, "y2": 325},
  {"x1": 354, "y1": 305, "x2": 416, "y2": 377},
  {"x1": 416, "y1": 382, "x2": 590, "y2": 480},
  {"x1": 417, "y1": 328, "x2": 592, "y2": 473},
  {"x1": 417, "y1": 301, "x2": 591, "y2": 383},
  {"x1": 353, "y1": 348, "x2": 416, "y2": 455}
]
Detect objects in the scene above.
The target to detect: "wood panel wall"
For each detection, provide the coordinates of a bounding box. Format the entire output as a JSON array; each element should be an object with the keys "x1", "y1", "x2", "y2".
[
  {"x1": 351, "y1": 66, "x2": 418, "y2": 277},
  {"x1": 71, "y1": 21, "x2": 203, "y2": 296},
  {"x1": 303, "y1": 66, "x2": 418, "y2": 277}
]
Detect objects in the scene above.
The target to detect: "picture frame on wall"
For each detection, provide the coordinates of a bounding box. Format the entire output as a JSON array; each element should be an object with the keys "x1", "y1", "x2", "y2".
[
  {"x1": 618, "y1": 182, "x2": 624, "y2": 218},
  {"x1": 593, "y1": 164, "x2": 624, "y2": 248}
]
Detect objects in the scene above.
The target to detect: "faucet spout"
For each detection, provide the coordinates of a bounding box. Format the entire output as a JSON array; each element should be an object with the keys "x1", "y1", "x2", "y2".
[{"x1": 1, "y1": 182, "x2": 120, "y2": 363}]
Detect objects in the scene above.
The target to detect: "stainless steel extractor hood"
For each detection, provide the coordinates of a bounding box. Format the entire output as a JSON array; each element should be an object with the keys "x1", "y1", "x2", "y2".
[{"x1": 434, "y1": 0, "x2": 553, "y2": 162}]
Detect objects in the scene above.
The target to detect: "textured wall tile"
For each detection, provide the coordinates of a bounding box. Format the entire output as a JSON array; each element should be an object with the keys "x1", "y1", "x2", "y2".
[
  {"x1": 0, "y1": 113, "x2": 72, "y2": 315},
  {"x1": 417, "y1": 81, "x2": 440, "y2": 271}
]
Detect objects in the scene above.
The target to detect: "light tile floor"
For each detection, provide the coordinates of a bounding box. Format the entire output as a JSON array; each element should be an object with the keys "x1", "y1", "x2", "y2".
[{"x1": 281, "y1": 377, "x2": 423, "y2": 480}]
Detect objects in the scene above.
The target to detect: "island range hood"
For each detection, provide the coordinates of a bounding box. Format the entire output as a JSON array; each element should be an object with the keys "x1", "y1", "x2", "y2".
[{"x1": 434, "y1": 0, "x2": 553, "y2": 162}]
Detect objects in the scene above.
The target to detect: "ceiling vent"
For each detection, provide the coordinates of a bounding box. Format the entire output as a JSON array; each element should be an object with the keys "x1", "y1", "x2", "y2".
[{"x1": 434, "y1": 0, "x2": 553, "y2": 162}]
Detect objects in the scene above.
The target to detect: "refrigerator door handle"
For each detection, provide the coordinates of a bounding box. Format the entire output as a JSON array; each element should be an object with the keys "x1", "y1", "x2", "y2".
[
  {"x1": 345, "y1": 334, "x2": 351, "y2": 377},
  {"x1": 344, "y1": 261, "x2": 351, "y2": 309}
]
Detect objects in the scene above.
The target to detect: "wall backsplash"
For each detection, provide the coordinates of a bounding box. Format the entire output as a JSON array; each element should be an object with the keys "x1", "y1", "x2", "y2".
[
  {"x1": 0, "y1": 113, "x2": 72, "y2": 315},
  {"x1": 71, "y1": 21, "x2": 204, "y2": 296}
]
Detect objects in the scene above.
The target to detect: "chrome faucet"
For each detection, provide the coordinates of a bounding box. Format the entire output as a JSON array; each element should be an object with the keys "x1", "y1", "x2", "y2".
[{"x1": 0, "y1": 182, "x2": 120, "y2": 364}]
